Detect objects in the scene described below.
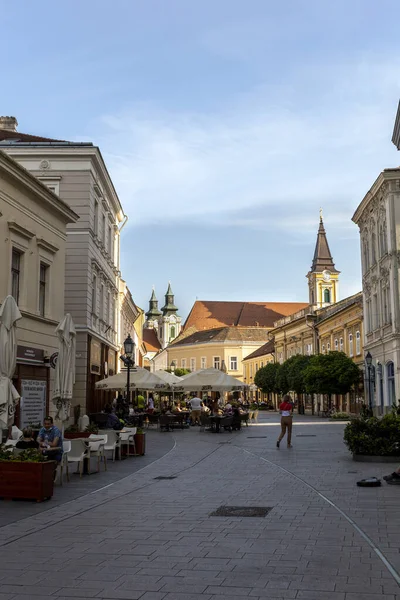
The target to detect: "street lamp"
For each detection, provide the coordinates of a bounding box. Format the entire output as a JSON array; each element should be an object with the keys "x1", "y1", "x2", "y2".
[
  {"x1": 123, "y1": 334, "x2": 135, "y2": 404},
  {"x1": 170, "y1": 361, "x2": 176, "y2": 373},
  {"x1": 365, "y1": 351, "x2": 373, "y2": 409}
]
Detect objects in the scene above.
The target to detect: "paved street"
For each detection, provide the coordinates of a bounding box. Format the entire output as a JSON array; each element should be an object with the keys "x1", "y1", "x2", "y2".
[{"x1": 1, "y1": 412, "x2": 400, "y2": 600}]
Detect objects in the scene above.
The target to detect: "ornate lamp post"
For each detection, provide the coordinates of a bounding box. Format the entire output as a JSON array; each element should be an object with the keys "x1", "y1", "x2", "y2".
[
  {"x1": 365, "y1": 351, "x2": 373, "y2": 409},
  {"x1": 170, "y1": 361, "x2": 176, "y2": 374},
  {"x1": 123, "y1": 334, "x2": 135, "y2": 404}
]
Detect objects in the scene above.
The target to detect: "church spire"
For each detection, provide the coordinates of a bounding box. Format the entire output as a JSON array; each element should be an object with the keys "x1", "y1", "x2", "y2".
[
  {"x1": 310, "y1": 212, "x2": 338, "y2": 273},
  {"x1": 145, "y1": 286, "x2": 162, "y2": 320},
  {"x1": 161, "y1": 281, "x2": 178, "y2": 316}
]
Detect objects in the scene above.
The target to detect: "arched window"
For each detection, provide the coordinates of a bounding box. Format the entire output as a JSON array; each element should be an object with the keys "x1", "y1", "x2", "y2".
[
  {"x1": 339, "y1": 337, "x2": 343, "y2": 351},
  {"x1": 387, "y1": 362, "x2": 396, "y2": 406},
  {"x1": 170, "y1": 325, "x2": 176, "y2": 339},
  {"x1": 327, "y1": 342, "x2": 331, "y2": 352},
  {"x1": 371, "y1": 231, "x2": 377, "y2": 264},
  {"x1": 324, "y1": 288, "x2": 331, "y2": 303},
  {"x1": 363, "y1": 239, "x2": 370, "y2": 271},
  {"x1": 349, "y1": 333, "x2": 353, "y2": 357},
  {"x1": 322, "y1": 344, "x2": 325, "y2": 354},
  {"x1": 334, "y1": 339, "x2": 338, "y2": 350}
]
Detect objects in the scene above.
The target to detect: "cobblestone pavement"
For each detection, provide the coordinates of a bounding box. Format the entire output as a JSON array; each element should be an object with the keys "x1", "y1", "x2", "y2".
[{"x1": 0, "y1": 412, "x2": 399, "y2": 600}]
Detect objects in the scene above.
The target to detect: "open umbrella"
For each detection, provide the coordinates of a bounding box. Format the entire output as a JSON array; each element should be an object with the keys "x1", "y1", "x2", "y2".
[
  {"x1": 95, "y1": 367, "x2": 169, "y2": 391},
  {"x1": 52, "y1": 314, "x2": 76, "y2": 424},
  {"x1": 172, "y1": 368, "x2": 247, "y2": 393},
  {"x1": 154, "y1": 370, "x2": 182, "y2": 385},
  {"x1": 0, "y1": 295, "x2": 22, "y2": 430}
]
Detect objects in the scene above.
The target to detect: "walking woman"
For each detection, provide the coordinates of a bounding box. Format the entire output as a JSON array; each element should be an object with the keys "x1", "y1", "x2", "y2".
[{"x1": 277, "y1": 394, "x2": 294, "y2": 449}]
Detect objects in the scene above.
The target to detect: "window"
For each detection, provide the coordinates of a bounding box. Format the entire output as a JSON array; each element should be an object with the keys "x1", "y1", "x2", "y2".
[
  {"x1": 349, "y1": 333, "x2": 353, "y2": 357},
  {"x1": 11, "y1": 250, "x2": 21, "y2": 303},
  {"x1": 159, "y1": 328, "x2": 163, "y2": 339},
  {"x1": 213, "y1": 356, "x2": 220, "y2": 370},
  {"x1": 250, "y1": 364, "x2": 253, "y2": 377},
  {"x1": 39, "y1": 263, "x2": 48, "y2": 317},
  {"x1": 324, "y1": 288, "x2": 331, "y2": 303},
  {"x1": 327, "y1": 342, "x2": 331, "y2": 352},
  {"x1": 387, "y1": 361, "x2": 396, "y2": 406},
  {"x1": 260, "y1": 361, "x2": 264, "y2": 368},
  {"x1": 306, "y1": 343, "x2": 313, "y2": 355},
  {"x1": 190, "y1": 358, "x2": 196, "y2": 372},
  {"x1": 231, "y1": 356, "x2": 239, "y2": 370},
  {"x1": 322, "y1": 345, "x2": 325, "y2": 354},
  {"x1": 382, "y1": 286, "x2": 391, "y2": 325},
  {"x1": 334, "y1": 339, "x2": 338, "y2": 351},
  {"x1": 365, "y1": 300, "x2": 371, "y2": 334},
  {"x1": 102, "y1": 214, "x2": 106, "y2": 246},
  {"x1": 363, "y1": 239, "x2": 370, "y2": 271},
  {"x1": 94, "y1": 201, "x2": 99, "y2": 235},
  {"x1": 372, "y1": 293, "x2": 379, "y2": 330},
  {"x1": 108, "y1": 225, "x2": 112, "y2": 256},
  {"x1": 201, "y1": 357, "x2": 207, "y2": 369},
  {"x1": 339, "y1": 337, "x2": 343, "y2": 351},
  {"x1": 170, "y1": 326, "x2": 176, "y2": 340},
  {"x1": 371, "y1": 231, "x2": 377, "y2": 264},
  {"x1": 379, "y1": 222, "x2": 387, "y2": 255},
  {"x1": 356, "y1": 331, "x2": 361, "y2": 355},
  {"x1": 92, "y1": 275, "x2": 97, "y2": 314},
  {"x1": 100, "y1": 284, "x2": 104, "y2": 320},
  {"x1": 279, "y1": 352, "x2": 283, "y2": 364},
  {"x1": 181, "y1": 358, "x2": 187, "y2": 369}
]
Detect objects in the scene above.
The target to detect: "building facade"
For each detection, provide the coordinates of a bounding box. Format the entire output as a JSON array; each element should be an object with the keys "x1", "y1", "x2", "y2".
[
  {"x1": 0, "y1": 150, "x2": 78, "y2": 426},
  {"x1": 352, "y1": 167, "x2": 400, "y2": 412},
  {"x1": 242, "y1": 340, "x2": 275, "y2": 403},
  {"x1": 0, "y1": 118, "x2": 127, "y2": 416}
]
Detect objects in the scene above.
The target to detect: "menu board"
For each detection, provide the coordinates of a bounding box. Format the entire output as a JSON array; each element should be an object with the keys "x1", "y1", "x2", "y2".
[{"x1": 20, "y1": 379, "x2": 47, "y2": 428}]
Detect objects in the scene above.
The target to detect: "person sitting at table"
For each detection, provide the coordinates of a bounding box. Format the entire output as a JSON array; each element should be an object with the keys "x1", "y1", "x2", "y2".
[
  {"x1": 172, "y1": 402, "x2": 182, "y2": 413},
  {"x1": 224, "y1": 402, "x2": 233, "y2": 415},
  {"x1": 201, "y1": 402, "x2": 210, "y2": 414},
  {"x1": 37, "y1": 416, "x2": 63, "y2": 462},
  {"x1": 16, "y1": 427, "x2": 40, "y2": 449}
]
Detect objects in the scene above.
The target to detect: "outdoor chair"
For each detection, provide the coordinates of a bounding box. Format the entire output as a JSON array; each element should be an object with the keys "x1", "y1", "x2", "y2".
[
  {"x1": 159, "y1": 414, "x2": 172, "y2": 431},
  {"x1": 89, "y1": 434, "x2": 107, "y2": 471},
  {"x1": 200, "y1": 413, "x2": 212, "y2": 432},
  {"x1": 67, "y1": 438, "x2": 89, "y2": 478},
  {"x1": 57, "y1": 440, "x2": 71, "y2": 485},
  {"x1": 146, "y1": 413, "x2": 159, "y2": 428},
  {"x1": 241, "y1": 413, "x2": 249, "y2": 427},
  {"x1": 103, "y1": 430, "x2": 120, "y2": 461},
  {"x1": 221, "y1": 416, "x2": 233, "y2": 432},
  {"x1": 120, "y1": 429, "x2": 136, "y2": 456}
]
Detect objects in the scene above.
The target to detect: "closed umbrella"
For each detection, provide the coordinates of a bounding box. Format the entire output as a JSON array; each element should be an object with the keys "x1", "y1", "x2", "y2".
[
  {"x1": 172, "y1": 368, "x2": 247, "y2": 393},
  {"x1": 52, "y1": 314, "x2": 76, "y2": 424},
  {"x1": 0, "y1": 296, "x2": 22, "y2": 430},
  {"x1": 95, "y1": 367, "x2": 169, "y2": 391}
]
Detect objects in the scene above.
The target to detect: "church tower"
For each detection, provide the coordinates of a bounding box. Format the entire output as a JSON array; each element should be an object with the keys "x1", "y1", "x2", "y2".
[
  {"x1": 159, "y1": 282, "x2": 182, "y2": 348},
  {"x1": 144, "y1": 287, "x2": 162, "y2": 329},
  {"x1": 307, "y1": 212, "x2": 340, "y2": 309}
]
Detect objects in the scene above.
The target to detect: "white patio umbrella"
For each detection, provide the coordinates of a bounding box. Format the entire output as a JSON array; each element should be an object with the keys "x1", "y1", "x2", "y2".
[
  {"x1": 172, "y1": 368, "x2": 248, "y2": 393},
  {"x1": 0, "y1": 295, "x2": 22, "y2": 430},
  {"x1": 154, "y1": 370, "x2": 182, "y2": 385},
  {"x1": 52, "y1": 314, "x2": 76, "y2": 424},
  {"x1": 95, "y1": 367, "x2": 169, "y2": 391}
]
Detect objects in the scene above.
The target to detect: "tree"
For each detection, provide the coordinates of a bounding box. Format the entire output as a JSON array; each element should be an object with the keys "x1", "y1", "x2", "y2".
[
  {"x1": 285, "y1": 355, "x2": 311, "y2": 397},
  {"x1": 170, "y1": 367, "x2": 191, "y2": 377},
  {"x1": 254, "y1": 363, "x2": 281, "y2": 397},
  {"x1": 304, "y1": 351, "x2": 360, "y2": 408},
  {"x1": 276, "y1": 361, "x2": 290, "y2": 395}
]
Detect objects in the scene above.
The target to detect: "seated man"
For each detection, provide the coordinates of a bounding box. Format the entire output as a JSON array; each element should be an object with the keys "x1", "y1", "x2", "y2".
[{"x1": 38, "y1": 416, "x2": 63, "y2": 462}]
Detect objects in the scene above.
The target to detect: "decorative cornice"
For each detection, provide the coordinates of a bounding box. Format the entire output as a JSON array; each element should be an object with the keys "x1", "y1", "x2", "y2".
[
  {"x1": 8, "y1": 220, "x2": 35, "y2": 240},
  {"x1": 36, "y1": 237, "x2": 59, "y2": 254}
]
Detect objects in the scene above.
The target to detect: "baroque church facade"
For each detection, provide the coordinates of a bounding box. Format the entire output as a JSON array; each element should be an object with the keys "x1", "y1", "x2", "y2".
[{"x1": 144, "y1": 283, "x2": 182, "y2": 350}]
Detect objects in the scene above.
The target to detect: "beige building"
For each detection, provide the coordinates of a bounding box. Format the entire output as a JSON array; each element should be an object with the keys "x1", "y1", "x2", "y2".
[
  {"x1": 242, "y1": 340, "x2": 275, "y2": 403},
  {"x1": 0, "y1": 117, "x2": 126, "y2": 416},
  {"x1": 118, "y1": 278, "x2": 144, "y2": 369},
  {"x1": 0, "y1": 150, "x2": 78, "y2": 426}
]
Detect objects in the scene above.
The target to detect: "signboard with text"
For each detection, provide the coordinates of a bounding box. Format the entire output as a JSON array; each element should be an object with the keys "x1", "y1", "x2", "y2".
[{"x1": 20, "y1": 379, "x2": 47, "y2": 428}]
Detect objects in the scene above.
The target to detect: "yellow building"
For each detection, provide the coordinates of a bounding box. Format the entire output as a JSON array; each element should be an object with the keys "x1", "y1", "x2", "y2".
[
  {"x1": 242, "y1": 340, "x2": 275, "y2": 403},
  {"x1": 166, "y1": 300, "x2": 308, "y2": 379}
]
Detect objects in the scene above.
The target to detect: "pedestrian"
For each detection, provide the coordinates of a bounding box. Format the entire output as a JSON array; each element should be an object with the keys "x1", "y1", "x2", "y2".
[{"x1": 276, "y1": 394, "x2": 294, "y2": 449}]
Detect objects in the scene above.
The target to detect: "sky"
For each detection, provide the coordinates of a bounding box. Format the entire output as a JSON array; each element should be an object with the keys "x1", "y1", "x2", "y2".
[{"x1": 2, "y1": 0, "x2": 400, "y2": 320}]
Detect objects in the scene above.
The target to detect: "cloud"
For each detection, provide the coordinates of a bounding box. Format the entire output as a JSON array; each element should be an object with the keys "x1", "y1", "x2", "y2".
[{"x1": 93, "y1": 58, "x2": 400, "y2": 236}]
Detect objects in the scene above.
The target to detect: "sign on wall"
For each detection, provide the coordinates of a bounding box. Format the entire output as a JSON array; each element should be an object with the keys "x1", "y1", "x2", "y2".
[{"x1": 20, "y1": 379, "x2": 47, "y2": 428}]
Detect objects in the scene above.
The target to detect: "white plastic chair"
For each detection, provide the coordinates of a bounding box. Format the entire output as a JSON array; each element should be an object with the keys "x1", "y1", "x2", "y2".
[
  {"x1": 120, "y1": 429, "x2": 136, "y2": 457},
  {"x1": 5, "y1": 439, "x2": 17, "y2": 448},
  {"x1": 123, "y1": 427, "x2": 137, "y2": 456},
  {"x1": 103, "y1": 430, "x2": 120, "y2": 461},
  {"x1": 58, "y1": 440, "x2": 71, "y2": 485},
  {"x1": 89, "y1": 434, "x2": 107, "y2": 471},
  {"x1": 67, "y1": 439, "x2": 88, "y2": 478}
]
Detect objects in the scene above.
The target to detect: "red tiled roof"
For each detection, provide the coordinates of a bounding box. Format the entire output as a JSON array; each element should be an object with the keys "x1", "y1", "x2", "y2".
[
  {"x1": 143, "y1": 328, "x2": 161, "y2": 352},
  {"x1": 170, "y1": 326, "x2": 270, "y2": 347},
  {"x1": 184, "y1": 301, "x2": 309, "y2": 332},
  {"x1": 243, "y1": 340, "x2": 275, "y2": 361},
  {"x1": 0, "y1": 129, "x2": 67, "y2": 143}
]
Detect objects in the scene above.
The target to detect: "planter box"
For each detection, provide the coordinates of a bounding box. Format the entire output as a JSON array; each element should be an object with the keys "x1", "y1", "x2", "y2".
[
  {"x1": 0, "y1": 460, "x2": 56, "y2": 502},
  {"x1": 64, "y1": 432, "x2": 91, "y2": 439},
  {"x1": 353, "y1": 454, "x2": 400, "y2": 463},
  {"x1": 134, "y1": 433, "x2": 146, "y2": 456}
]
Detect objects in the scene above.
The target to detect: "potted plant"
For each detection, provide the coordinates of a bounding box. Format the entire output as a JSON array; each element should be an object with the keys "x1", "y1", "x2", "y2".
[
  {"x1": 0, "y1": 447, "x2": 56, "y2": 502},
  {"x1": 64, "y1": 424, "x2": 91, "y2": 439},
  {"x1": 134, "y1": 427, "x2": 146, "y2": 456},
  {"x1": 85, "y1": 424, "x2": 99, "y2": 435},
  {"x1": 344, "y1": 410, "x2": 400, "y2": 462}
]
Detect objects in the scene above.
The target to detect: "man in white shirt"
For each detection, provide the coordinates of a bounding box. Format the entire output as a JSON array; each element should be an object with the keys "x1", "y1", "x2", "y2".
[{"x1": 190, "y1": 395, "x2": 202, "y2": 425}]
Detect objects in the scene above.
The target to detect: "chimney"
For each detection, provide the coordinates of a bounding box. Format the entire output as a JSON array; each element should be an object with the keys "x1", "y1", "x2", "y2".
[{"x1": 0, "y1": 116, "x2": 18, "y2": 132}]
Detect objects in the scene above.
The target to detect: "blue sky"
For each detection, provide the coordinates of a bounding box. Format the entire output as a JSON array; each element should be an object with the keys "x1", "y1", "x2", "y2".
[{"x1": 3, "y1": 0, "x2": 400, "y2": 319}]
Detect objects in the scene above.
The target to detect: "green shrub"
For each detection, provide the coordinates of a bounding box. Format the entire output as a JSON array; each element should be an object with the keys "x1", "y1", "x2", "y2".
[
  {"x1": 330, "y1": 412, "x2": 350, "y2": 420},
  {"x1": 344, "y1": 412, "x2": 400, "y2": 456},
  {"x1": 0, "y1": 446, "x2": 47, "y2": 462}
]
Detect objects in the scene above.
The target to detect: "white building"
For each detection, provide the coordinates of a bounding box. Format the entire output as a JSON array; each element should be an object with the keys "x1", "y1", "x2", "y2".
[{"x1": 352, "y1": 168, "x2": 400, "y2": 412}]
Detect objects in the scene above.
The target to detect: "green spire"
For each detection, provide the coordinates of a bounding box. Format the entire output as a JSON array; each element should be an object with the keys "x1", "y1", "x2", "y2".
[
  {"x1": 161, "y1": 281, "x2": 178, "y2": 315},
  {"x1": 145, "y1": 286, "x2": 162, "y2": 320}
]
